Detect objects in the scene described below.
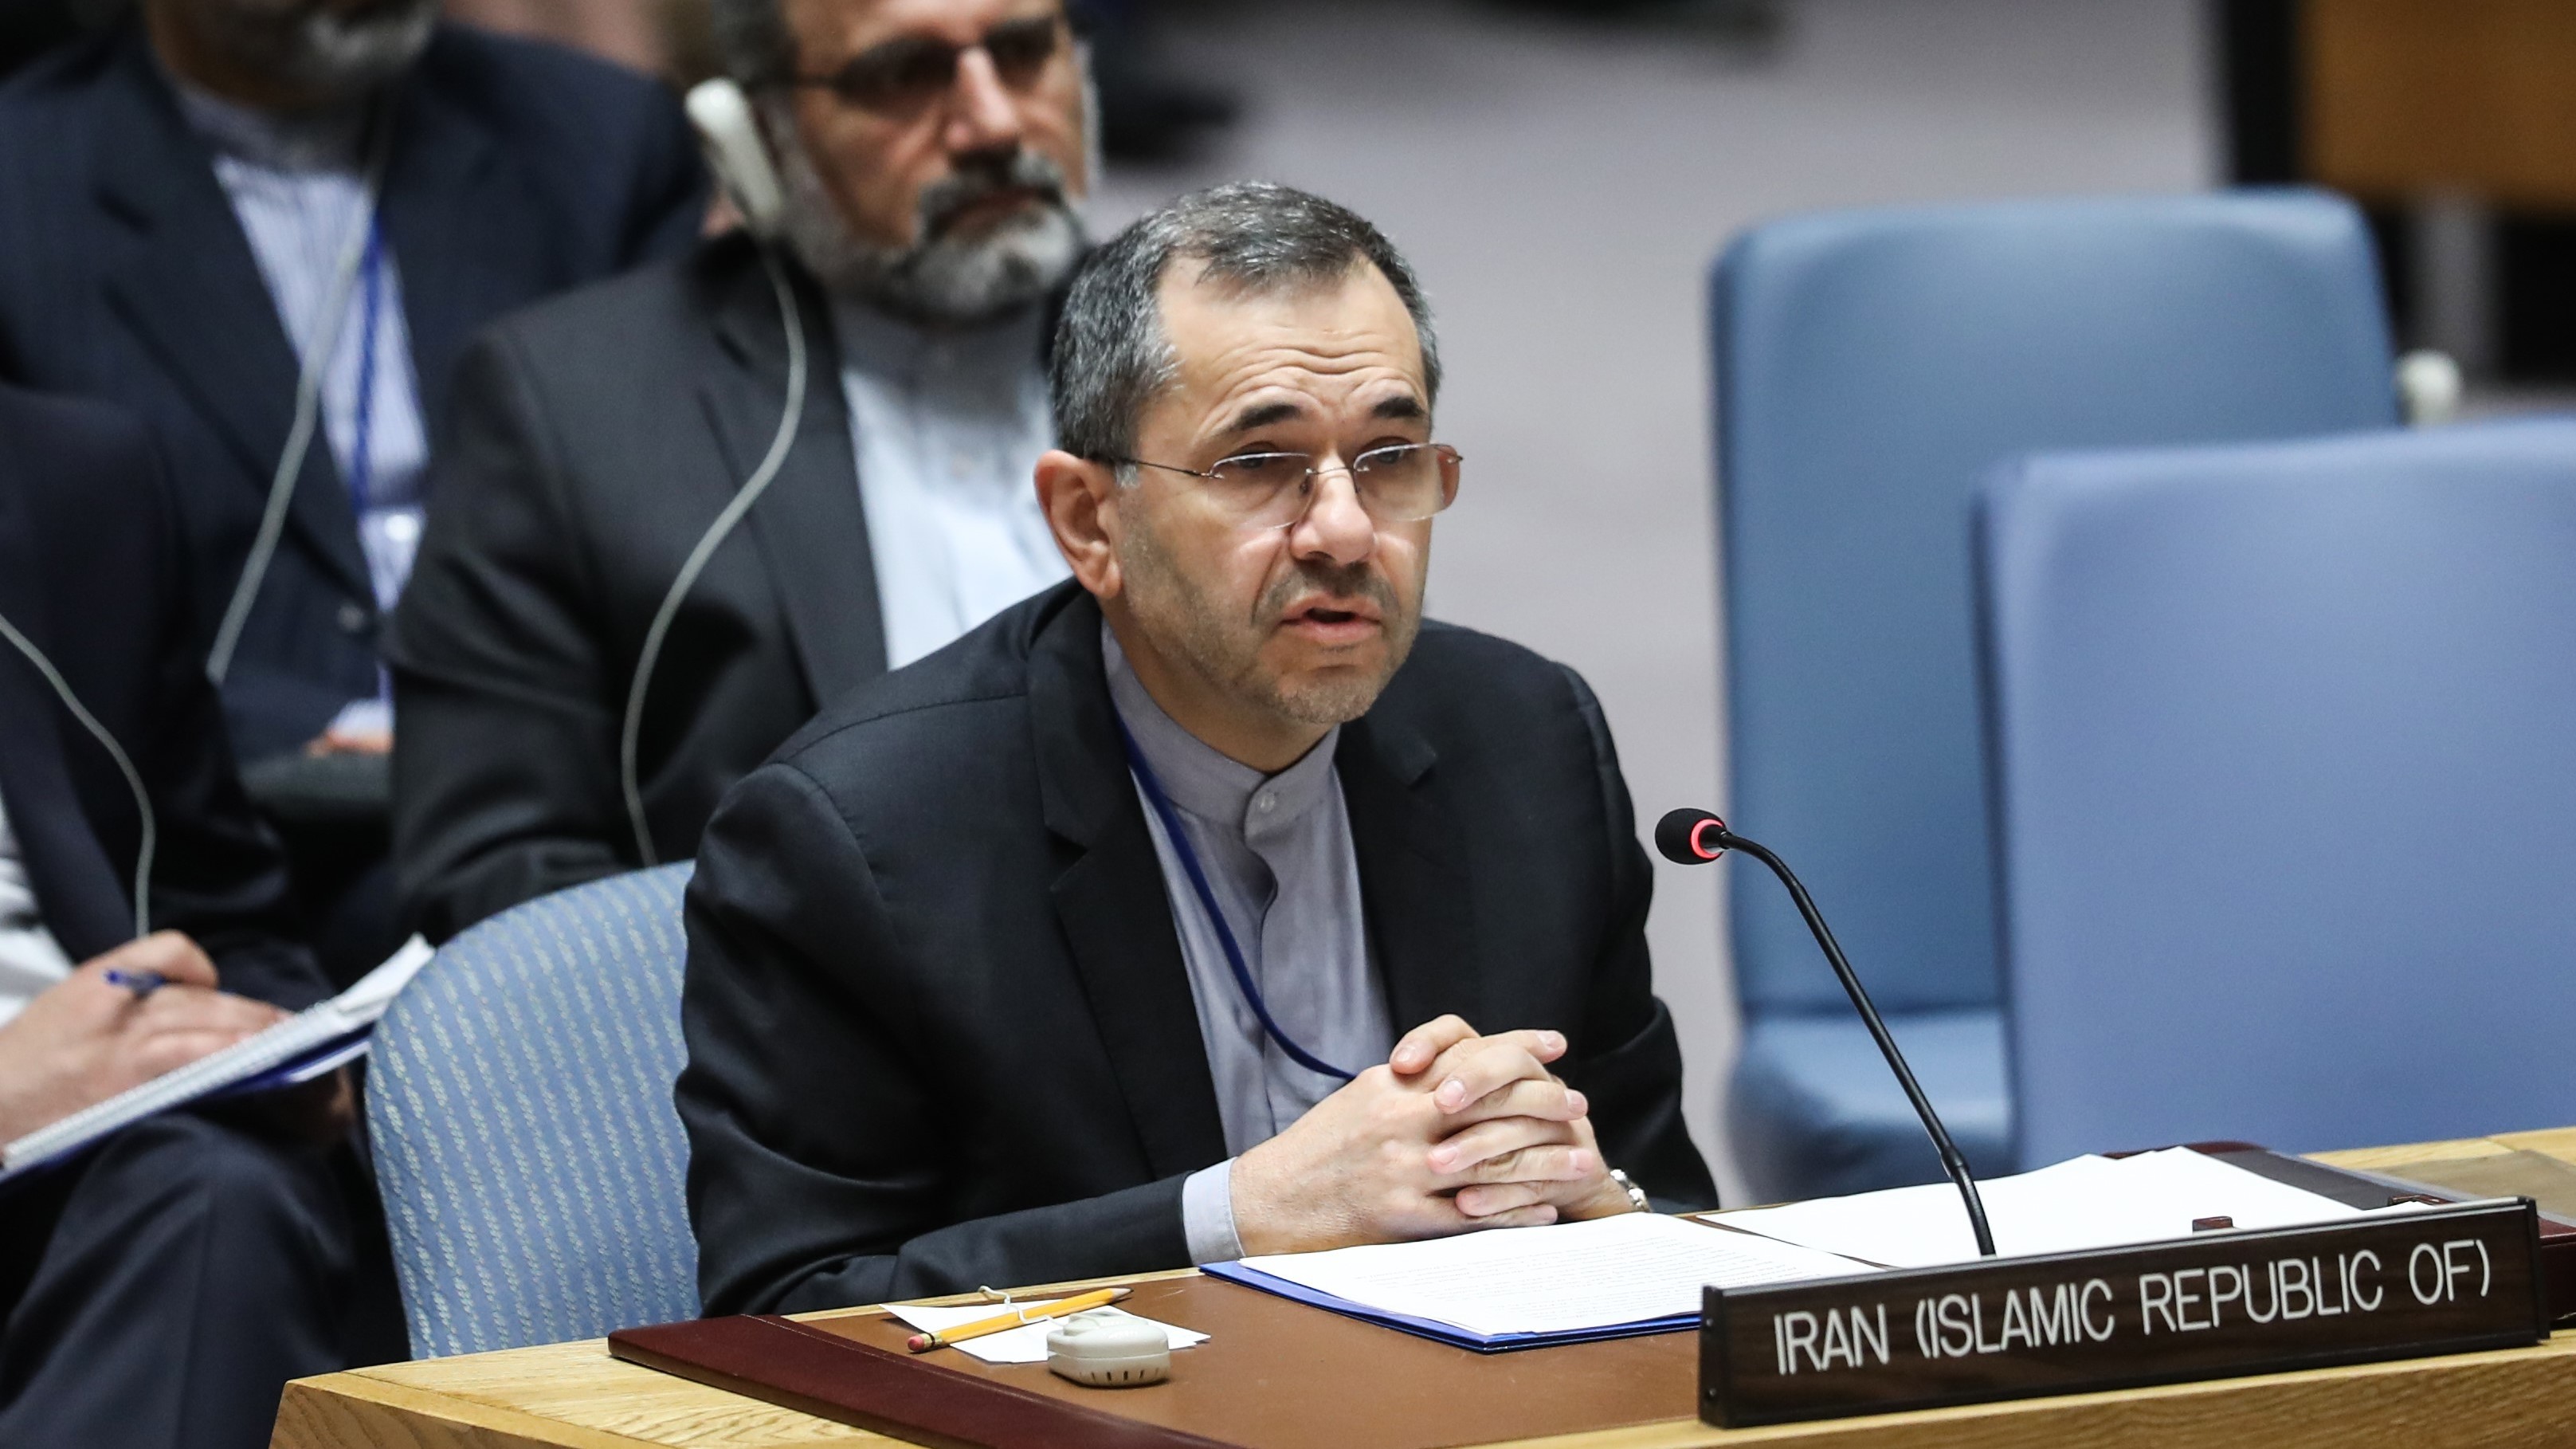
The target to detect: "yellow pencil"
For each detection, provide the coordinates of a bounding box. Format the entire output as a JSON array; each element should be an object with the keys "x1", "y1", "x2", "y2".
[{"x1": 902, "y1": 1286, "x2": 1131, "y2": 1353}]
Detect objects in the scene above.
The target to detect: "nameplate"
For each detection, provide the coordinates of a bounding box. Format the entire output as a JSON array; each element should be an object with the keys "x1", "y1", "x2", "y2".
[{"x1": 1699, "y1": 1199, "x2": 2547, "y2": 1427}]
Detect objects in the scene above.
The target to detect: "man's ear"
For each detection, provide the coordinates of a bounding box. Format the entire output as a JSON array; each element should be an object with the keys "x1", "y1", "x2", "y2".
[{"x1": 1035, "y1": 449, "x2": 1124, "y2": 599}]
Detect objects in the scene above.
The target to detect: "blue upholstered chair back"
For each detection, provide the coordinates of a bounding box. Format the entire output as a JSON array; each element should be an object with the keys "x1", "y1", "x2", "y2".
[
  {"x1": 367, "y1": 864, "x2": 697, "y2": 1358},
  {"x1": 1980, "y1": 421, "x2": 2576, "y2": 1164},
  {"x1": 1712, "y1": 190, "x2": 2397, "y2": 1019}
]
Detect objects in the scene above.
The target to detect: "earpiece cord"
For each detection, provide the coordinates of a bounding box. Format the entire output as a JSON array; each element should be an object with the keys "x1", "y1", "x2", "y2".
[
  {"x1": 621, "y1": 245, "x2": 808, "y2": 866},
  {"x1": 0, "y1": 609, "x2": 155, "y2": 940},
  {"x1": 207, "y1": 109, "x2": 397, "y2": 688},
  {"x1": 1115, "y1": 719, "x2": 1355, "y2": 1082}
]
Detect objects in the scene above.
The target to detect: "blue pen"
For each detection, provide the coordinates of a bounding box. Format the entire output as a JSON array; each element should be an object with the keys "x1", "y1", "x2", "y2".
[{"x1": 102, "y1": 969, "x2": 169, "y2": 998}]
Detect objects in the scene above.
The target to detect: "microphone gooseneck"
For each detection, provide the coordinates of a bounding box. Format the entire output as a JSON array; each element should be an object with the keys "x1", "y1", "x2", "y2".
[{"x1": 1657, "y1": 808, "x2": 1997, "y2": 1258}]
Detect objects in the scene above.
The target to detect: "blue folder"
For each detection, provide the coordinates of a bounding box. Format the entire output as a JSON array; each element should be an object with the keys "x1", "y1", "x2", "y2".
[{"x1": 1202, "y1": 1259, "x2": 1700, "y2": 1353}]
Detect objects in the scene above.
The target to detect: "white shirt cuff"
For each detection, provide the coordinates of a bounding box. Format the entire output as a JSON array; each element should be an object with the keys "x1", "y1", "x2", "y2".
[
  {"x1": 1181, "y1": 1158, "x2": 1245, "y2": 1265},
  {"x1": 327, "y1": 697, "x2": 392, "y2": 739}
]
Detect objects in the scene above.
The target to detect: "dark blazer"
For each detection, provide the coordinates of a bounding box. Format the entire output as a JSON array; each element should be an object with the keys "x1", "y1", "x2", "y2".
[
  {"x1": 0, "y1": 384, "x2": 327, "y2": 1012},
  {"x1": 385, "y1": 234, "x2": 892, "y2": 942},
  {"x1": 679, "y1": 582, "x2": 1717, "y2": 1313},
  {"x1": 0, "y1": 20, "x2": 706, "y2": 762}
]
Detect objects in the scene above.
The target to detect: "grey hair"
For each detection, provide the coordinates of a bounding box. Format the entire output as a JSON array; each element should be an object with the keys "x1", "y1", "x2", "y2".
[
  {"x1": 1051, "y1": 182, "x2": 1441, "y2": 465},
  {"x1": 708, "y1": 0, "x2": 795, "y2": 88}
]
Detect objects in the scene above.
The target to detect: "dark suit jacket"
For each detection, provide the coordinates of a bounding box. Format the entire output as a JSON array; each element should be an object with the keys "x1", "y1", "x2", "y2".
[
  {"x1": 385, "y1": 234, "x2": 884, "y2": 941},
  {"x1": 388, "y1": 235, "x2": 1066, "y2": 942},
  {"x1": 678, "y1": 582, "x2": 1716, "y2": 1313},
  {"x1": 0, "y1": 384, "x2": 327, "y2": 1011},
  {"x1": 0, "y1": 20, "x2": 705, "y2": 762}
]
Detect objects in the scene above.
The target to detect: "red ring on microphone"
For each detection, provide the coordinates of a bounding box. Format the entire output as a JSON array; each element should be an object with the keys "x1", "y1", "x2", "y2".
[{"x1": 1688, "y1": 816, "x2": 1727, "y2": 861}]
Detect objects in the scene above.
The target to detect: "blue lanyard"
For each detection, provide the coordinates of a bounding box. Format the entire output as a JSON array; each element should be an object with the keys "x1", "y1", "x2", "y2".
[
  {"x1": 1115, "y1": 719, "x2": 1355, "y2": 1082},
  {"x1": 347, "y1": 219, "x2": 386, "y2": 519}
]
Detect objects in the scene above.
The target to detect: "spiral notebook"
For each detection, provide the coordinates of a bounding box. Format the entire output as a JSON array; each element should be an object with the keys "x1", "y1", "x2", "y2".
[{"x1": 0, "y1": 935, "x2": 433, "y2": 1181}]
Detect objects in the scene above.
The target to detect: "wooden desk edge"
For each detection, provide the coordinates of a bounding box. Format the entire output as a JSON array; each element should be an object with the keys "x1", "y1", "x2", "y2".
[
  {"x1": 276, "y1": 1327, "x2": 2576, "y2": 1449},
  {"x1": 270, "y1": 1133, "x2": 2576, "y2": 1449},
  {"x1": 272, "y1": 1369, "x2": 653, "y2": 1449}
]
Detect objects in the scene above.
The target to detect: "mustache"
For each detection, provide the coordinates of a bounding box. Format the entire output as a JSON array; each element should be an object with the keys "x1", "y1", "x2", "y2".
[
  {"x1": 915, "y1": 150, "x2": 1071, "y2": 240},
  {"x1": 1257, "y1": 560, "x2": 1397, "y2": 624}
]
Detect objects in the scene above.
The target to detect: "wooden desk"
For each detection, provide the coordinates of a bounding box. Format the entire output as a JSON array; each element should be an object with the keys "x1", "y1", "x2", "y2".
[{"x1": 271, "y1": 1127, "x2": 2576, "y2": 1449}]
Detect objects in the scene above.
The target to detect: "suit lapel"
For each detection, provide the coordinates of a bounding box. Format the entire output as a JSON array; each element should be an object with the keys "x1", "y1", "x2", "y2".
[
  {"x1": 92, "y1": 34, "x2": 371, "y2": 604},
  {"x1": 1338, "y1": 712, "x2": 1484, "y2": 1037},
  {"x1": 700, "y1": 252, "x2": 888, "y2": 710},
  {"x1": 378, "y1": 55, "x2": 516, "y2": 441},
  {"x1": 1032, "y1": 595, "x2": 1227, "y2": 1178},
  {"x1": 0, "y1": 485, "x2": 137, "y2": 958}
]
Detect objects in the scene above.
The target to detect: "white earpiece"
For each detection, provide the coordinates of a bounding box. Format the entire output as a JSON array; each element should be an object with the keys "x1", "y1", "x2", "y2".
[
  {"x1": 686, "y1": 79, "x2": 788, "y2": 241},
  {"x1": 621, "y1": 88, "x2": 810, "y2": 864}
]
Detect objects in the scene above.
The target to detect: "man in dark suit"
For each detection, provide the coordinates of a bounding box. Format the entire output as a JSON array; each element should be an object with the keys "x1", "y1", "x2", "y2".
[
  {"x1": 0, "y1": 0, "x2": 704, "y2": 972},
  {"x1": 678, "y1": 183, "x2": 1715, "y2": 1311},
  {"x1": 0, "y1": 383, "x2": 398, "y2": 1449},
  {"x1": 0, "y1": 0, "x2": 704, "y2": 764},
  {"x1": 388, "y1": 0, "x2": 1095, "y2": 941}
]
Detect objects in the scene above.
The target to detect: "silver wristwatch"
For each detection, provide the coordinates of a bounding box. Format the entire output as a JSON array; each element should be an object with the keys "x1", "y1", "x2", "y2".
[{"x1": 1607, "y1": 1168, "x2": 1652, "y2": 1214}]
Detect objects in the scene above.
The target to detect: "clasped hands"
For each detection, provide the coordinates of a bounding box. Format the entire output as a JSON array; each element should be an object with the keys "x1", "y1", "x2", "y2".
[{"x1": 1229, "y1": 1014, "x2": 1637, "y2": 1256}]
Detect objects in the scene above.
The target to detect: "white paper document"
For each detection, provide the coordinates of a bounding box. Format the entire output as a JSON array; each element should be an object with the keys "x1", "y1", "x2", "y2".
[
  {"x1": 1714, "y1": 1148, "x2": 2402, "y2": 1269},
  {"x1": 0, "y1": 936, "x2": 435, "y2": 1180},
  {"x1": 884, "y1": 1299, "x2": 1209, "y2": 1366},
  {"x1": 1229, "y1": 1211, "x2": 1878, "y2": 1341}
]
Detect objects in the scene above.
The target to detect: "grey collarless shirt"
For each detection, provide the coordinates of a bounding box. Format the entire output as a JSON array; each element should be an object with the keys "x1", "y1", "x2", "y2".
[
  {"x1": 830, "y1": 299, "x2": 1065, "y2": 670},
  {"x1": 1104, "y1": 627, "x2": 1394, "y2": 1262},
  {"x1": 174, "y1": 81, "x2": 429, "y2": 619}
]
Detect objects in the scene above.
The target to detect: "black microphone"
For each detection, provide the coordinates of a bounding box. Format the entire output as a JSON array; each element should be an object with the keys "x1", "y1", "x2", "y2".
[{"x1": 1658, "y1": 808, "x2": 1997, "y2": 1257}]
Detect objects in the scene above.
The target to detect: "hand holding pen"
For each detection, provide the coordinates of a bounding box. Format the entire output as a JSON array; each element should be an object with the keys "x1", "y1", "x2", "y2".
[{"x1": 0, "y1": 933, "x2": 284, "y2": 1141}]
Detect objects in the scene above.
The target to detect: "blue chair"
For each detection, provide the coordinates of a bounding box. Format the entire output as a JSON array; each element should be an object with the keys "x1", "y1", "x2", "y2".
[
  {"x1": 1712, "y1": 190, "x2": 2399, "y2": 1200},
  {"x1": 367, "y1": 864, "x2": 698, "y2": 1357},
  {"x1": 1979, "y1": 420, "x2": 2576, "y2": 1164}
]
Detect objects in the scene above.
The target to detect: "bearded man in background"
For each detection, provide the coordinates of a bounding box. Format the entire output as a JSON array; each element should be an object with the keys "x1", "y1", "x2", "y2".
[
  {"x1": 388, "y1": 0, "x2": 1098, "y2": 938},
  {"x1": 0, "y1": 0, "x2": 708, "y2": 982}
]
